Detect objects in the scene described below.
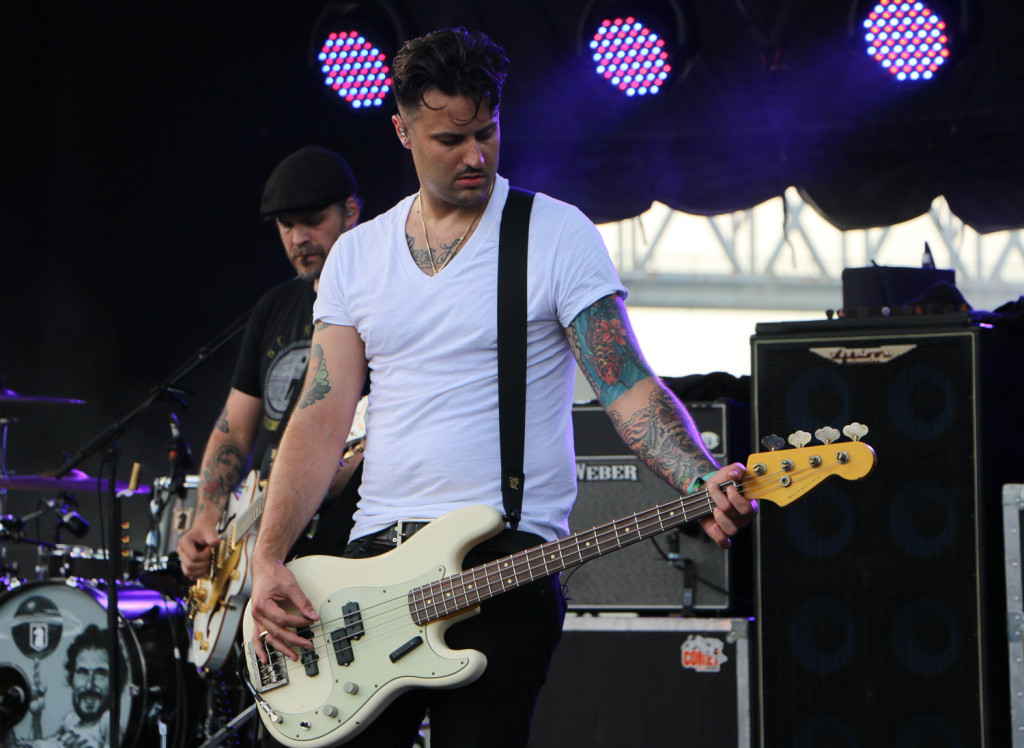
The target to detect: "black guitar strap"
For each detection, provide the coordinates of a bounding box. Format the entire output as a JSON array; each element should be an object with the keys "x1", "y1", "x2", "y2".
[{"x1": 497, "y1": 187, "x2": 535, "y2": 531}]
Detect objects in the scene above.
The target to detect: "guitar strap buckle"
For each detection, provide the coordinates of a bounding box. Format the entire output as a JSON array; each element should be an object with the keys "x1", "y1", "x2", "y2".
[
  {"x1": 393, "y1": 520, "x2": 409, "y2": 546},
  {"x1": 383, "y1": 520, "x2": 429, "y2": 546}
]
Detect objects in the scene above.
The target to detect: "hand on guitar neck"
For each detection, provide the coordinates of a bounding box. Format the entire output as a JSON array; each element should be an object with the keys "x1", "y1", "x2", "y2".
[{"x1": 695, "y1": 462, "x2": 755, "y2": 549}]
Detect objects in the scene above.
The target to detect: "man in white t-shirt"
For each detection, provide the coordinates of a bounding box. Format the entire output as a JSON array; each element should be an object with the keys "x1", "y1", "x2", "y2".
[{"x1": 247, "y1": 27, "x2": 757, "y2": 748}]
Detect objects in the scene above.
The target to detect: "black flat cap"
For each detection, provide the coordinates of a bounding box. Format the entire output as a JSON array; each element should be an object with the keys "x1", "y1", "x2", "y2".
[{"x1": 260, "y1": 145, "x2": 358, "y2": 218}]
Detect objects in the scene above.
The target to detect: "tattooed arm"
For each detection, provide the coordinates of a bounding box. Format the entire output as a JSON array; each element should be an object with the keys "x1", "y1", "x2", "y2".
[
  {"x1": 567, "y1": 295, "x2": 756, "y2": 548},
  {"x1": 250, "y1": 322, "x2": 368, "y2": 661},
  {"x1": 177, "y1": 388, "x2": 261, "y2": 579}
]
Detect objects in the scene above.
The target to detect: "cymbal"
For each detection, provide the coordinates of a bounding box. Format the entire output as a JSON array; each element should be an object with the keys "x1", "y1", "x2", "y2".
[
  {"x1": 0, "y1": 469, "x2": 150, "y2": 495},
  {"x1": 0, "y1": 388, "x2": 86, "y2": 406}
]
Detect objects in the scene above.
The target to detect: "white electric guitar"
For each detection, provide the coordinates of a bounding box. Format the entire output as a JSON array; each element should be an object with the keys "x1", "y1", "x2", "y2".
[
  {"x1": 188, "y1": 396, "x2": 368, "y2": 670},
  {"x1": 242, "y1": 425, "x2": 876, "y2": 747}
]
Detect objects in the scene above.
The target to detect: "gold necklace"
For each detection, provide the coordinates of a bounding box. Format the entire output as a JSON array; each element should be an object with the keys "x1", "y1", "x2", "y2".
[{"x1": 418, "y1": 181, "x2": 493, "y2": 276}]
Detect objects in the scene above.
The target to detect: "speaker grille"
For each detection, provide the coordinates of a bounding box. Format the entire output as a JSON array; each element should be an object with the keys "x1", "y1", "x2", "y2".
[
  {"x1": 567, "y1": 402, "x2": 748, "y2": 612},
  {"x1": 753, "y1": 321, "x2": 1008, "y2": 745}
]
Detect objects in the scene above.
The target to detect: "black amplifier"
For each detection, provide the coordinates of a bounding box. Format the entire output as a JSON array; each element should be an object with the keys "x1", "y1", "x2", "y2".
[{"x1": 566, "y1": 400, "x2": 750, "y2": 613}]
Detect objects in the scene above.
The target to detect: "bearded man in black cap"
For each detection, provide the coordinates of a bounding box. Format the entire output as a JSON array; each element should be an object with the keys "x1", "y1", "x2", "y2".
[{"x1": 178, "y1": 146, "x2": 363, "y2": 581}]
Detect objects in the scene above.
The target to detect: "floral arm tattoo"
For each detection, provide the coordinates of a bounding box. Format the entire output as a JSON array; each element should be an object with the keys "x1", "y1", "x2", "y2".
[
  {"x1": 568, "y1": 296, "x2": 716, "y2": 491},
  {"x1": 566, "y1": 295, "x2": 653, "y2": 405},
  {"x1": 299, "y1": 343, "x2": 331, "y2": 409}
]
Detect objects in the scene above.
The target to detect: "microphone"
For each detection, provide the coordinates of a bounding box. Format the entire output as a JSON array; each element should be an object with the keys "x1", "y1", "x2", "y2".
[
  {"x1": 168, "y1": 413, "x2": 193, "y2": 473},
  {"x1": 0, "y1": 665, "x2": 29, "y2": 729},
  {"x1": 47, "y1": 496, "x2": 90, "y2": 538},
  {"x1": 0, "y1": 515, "x2": 26, "y2": 542}
]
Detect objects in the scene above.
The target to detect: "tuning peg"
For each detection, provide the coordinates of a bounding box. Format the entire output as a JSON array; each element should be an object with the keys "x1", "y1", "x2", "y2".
[
  {"x1": 788, "y1": 430, "x2": 811, "y2": 449},
  {"x1": 761, "y1": 434, "x2": 785, "y2": 452},
  {"x1": 843, "y1": 423, "x2": 869, "y2": 441},
  {"x1": 815, "y1": 426, "x2": 841, "y2": 444}
]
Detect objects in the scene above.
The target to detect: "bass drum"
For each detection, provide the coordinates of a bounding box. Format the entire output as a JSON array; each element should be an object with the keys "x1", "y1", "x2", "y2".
[{"x1": 0, "y1": 579, "x2": 199, "y2": 747}]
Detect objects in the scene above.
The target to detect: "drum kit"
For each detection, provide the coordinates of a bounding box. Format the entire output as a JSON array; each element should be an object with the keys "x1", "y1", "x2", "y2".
[{"x1": 0, "y1": 388, "x2": 253, "y2": 748}]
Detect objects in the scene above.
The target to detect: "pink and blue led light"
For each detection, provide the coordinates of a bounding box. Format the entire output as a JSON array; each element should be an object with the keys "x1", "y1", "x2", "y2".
[
  {"x1": 318, "y1": 30, "x2": 392, "y2": 108},
  {"x1": 861, "y1": 1, "x2": 951, "y2": 81},
  {"x1": 588, "y1": 16, "x2": 672, "y2": 97}
]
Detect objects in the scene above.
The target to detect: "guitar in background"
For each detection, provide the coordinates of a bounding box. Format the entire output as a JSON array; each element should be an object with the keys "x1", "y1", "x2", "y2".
[{"x1": 188, "y1": 396, "x2": 368, "y2": 671}]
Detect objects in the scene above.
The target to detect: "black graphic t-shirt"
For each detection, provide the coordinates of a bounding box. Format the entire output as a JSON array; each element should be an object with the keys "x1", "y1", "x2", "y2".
[{"x1": 232, "y1": 277, "x2": 317, "y2": 470}]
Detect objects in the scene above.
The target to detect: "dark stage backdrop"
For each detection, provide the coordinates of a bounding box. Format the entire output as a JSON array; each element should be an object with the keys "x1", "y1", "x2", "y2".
[
  {"x1": 0, "y1": 2, "x2": 420, "y2": 562},
  {"x1": 2, "y1": 0, "x2": 1024, "y2": 566}
]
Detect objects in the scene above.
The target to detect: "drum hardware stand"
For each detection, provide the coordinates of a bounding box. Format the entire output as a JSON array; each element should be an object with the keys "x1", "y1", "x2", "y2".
[
  {"x1": 0, "y1": 515, "x2": 60, "y2": 581},
  {"x1": 147, "y1": 696, "x2": 176, "y2": 748},
  {"x1": 196, "y1": 703, "x2": 258, "y2": 748},
  {"x1": 0, "y1": 514, "x2": 26, "y2": 582},
  {"x1": 0, "y1": 414, "x2": 14, "y2": 584},
  {"x1": 1, "y1": 386, "x2": 88, "y2": 586},
  {"x1": 12, "y1": 495, "x2": 92, "y2": 580},
  {"x1": 21, "y1": 493, "x2": 90, "y2": 541}
]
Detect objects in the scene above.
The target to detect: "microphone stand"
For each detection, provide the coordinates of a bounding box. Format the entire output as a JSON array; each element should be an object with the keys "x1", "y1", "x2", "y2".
[
  {"x1": 47, "y1": 307, "x2": 251, "y2": 748},
  {"x1": 50, "y1": 307, "x2": 251, "y2": 481},
  {"x1": 145, "y1": 412, "x2": 193, "y2": 567}
]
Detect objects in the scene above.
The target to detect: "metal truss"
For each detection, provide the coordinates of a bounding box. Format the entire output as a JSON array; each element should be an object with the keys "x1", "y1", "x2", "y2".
[{"x1": 604, "y1": 190, "x2": 1024, "y2": 313}]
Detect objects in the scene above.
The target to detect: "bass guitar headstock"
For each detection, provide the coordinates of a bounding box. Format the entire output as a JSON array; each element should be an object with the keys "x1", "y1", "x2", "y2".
[{"x1": 744, "y1": 422, "x2": 876, "y2": 507}]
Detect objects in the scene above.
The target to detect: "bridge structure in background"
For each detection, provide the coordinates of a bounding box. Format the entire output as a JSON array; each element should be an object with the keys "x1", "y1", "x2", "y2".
[{"x1": 601, "y1": 189, "x2": 1024, "y2": 315}]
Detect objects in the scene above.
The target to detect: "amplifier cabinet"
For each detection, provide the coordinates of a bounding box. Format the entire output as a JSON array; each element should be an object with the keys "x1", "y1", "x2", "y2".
[
  {"x1": 1003, "y1": 483, "x2": 1024, "y2": 747},
  {"x1": 752, "y1": 315, "x2": 1024, "y2": 747},
  {"x1": 567, "y1": 402, "x2": 750, "y2": 613}
]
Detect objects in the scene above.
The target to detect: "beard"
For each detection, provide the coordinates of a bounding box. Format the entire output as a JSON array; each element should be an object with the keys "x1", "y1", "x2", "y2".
[
  {"x1": 289, "y1": 243, "x2": 327, "y2": 281},
  {"x1": 73, "y1": 688, "x2": 108, "y2": 724}
]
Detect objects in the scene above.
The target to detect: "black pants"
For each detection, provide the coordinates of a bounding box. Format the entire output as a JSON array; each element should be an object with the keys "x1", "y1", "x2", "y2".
[{"x1": 260, "y1": 530, "x2": 566, "y2": 748}]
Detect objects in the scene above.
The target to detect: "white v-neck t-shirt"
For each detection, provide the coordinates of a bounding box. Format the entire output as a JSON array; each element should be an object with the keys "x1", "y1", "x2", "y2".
[{"x1": 314, "y1": 176, "x2": 626, "y2": 542}]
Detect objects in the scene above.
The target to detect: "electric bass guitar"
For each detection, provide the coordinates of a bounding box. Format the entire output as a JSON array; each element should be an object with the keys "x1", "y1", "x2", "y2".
[
  {"x1": 242, "y1": 425, "x2": 876, "y2": 747},
  {"x1": 188, "y1": 396, "x2": 369, "y2": 670}
]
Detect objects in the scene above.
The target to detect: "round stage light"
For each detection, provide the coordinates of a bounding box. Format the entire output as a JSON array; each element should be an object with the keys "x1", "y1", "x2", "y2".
[
  {"x1": 587, "y1": 16, "x2": 673, "y2": 97},
  {"x1": 317, "y1": 30, "x2": 392, "y2": 109},
  {"x1": 860, "y1": 1, "x2": 951, "y2": 81}
]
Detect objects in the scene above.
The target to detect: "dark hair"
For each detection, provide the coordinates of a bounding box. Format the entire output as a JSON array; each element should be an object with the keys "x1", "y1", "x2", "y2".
[
  {"x1": 392, "y1": 28, "x2": 509, "y2": 122},
  {"x1": 64, "y1": 624, "x2": 127, "y2": 691}
]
